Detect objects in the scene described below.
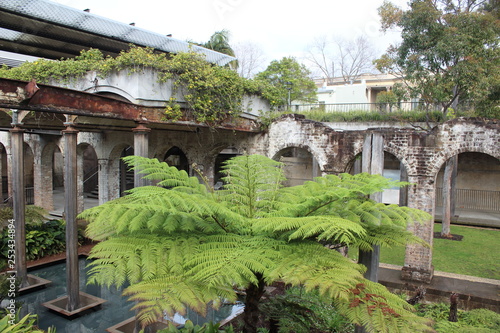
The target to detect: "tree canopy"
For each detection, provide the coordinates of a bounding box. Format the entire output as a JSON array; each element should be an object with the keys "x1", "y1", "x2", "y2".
[
  {"x1": 376, "y1": 0, "x2": 500, "y2": 117},
  {"x1": 255, "y1": 57, "x2": 318, "y2": 108},
  {"x1": 80, "y1": 154, "x2": 432, "y2": 332}
]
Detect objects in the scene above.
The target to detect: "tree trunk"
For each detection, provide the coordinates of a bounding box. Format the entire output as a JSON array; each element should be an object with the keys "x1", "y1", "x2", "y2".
[
  {"x1": 243, "y1": 274, "x2": 266, "y2": 333},
  {"x1": 449, "y1": 293, "x2": 459, "y2": 322}
]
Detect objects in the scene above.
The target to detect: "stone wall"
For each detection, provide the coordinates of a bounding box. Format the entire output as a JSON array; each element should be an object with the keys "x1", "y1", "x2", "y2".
[{"x1": 0, "y1": 115, "x2": 498, "y2": 283}]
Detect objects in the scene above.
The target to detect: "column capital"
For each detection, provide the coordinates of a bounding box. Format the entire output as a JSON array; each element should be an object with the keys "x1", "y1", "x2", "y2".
[
  {"x1": 132, "y1": 122, "x2": 151, "y2": 133},
  {"x1": 62, "y1": 123, "x2": 79, "y2": 134},
  {"x1": 9, "y1": 126, "x2": 24, "y2": 133}
]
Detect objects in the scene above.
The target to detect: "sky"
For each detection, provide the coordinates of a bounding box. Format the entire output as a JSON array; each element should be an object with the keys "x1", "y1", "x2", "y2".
[{"x1": 52, "y1": 0, "x2": 408, "y2": 72}]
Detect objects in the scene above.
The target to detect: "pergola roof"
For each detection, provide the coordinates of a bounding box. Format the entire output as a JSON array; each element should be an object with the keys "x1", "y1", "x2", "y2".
[{"x1": 0, "y1": 0, "x2": 236, "y2": 66}]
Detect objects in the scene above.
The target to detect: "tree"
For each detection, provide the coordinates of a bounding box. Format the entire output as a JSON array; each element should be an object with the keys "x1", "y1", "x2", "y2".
[
  {"x1": 305, "y1": 35, "x2": 377, "y2": 83},
  {"x1": 376, "y1": 0, "x2": 500, "y2": 116},
  {"x1": 203, "y1": 29, "x2": 236, "y2": 57},
  {"x1": 233, "y1": 41, "x2": 267, "y2": 79},
  {"x1": 202, "y1": 30, "x2": 238, "y2": 69},
  {"x1": 255, "y1": 57, "x2": 318, "y2": 109},
  {"x1": 80, "y1": 155, "x2": 432, "y2": 333}
]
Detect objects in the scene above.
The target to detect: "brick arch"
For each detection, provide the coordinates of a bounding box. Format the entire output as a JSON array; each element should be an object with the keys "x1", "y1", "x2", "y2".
[
  {"x1": 430, "y1": 146, "x2": 500, "y2": 182},
  {"x1": 383, "y1": 143, "x2": 412, "y2": 176},
  {"x1": 35, "y1": 141, "x2": 63, "y2": 210},
  {"x1": 106, "y1": 142, "x2": 134, "y2": 200},
  {"x1": 426, "y1": 120, "x2": 500, "y2": 181}
]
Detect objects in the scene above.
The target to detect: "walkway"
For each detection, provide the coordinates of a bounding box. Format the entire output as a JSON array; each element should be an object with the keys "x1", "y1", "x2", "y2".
[
  {"x1": 434, "y1": 208, "x2": 500, "y2": 229},
  {"x1": 48, "y1": 188, "x2": 99, "y2": 218}
]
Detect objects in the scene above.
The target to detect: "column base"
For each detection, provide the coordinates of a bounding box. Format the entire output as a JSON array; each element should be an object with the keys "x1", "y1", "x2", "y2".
[{"x1": 401, "y1": 265, "x2": 434, "y2": 284}]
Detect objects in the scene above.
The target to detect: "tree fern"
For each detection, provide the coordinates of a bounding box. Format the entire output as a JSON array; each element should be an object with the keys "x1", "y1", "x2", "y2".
[{"x1": 81, "y1": 155, "x2": 432, "y2": 332}]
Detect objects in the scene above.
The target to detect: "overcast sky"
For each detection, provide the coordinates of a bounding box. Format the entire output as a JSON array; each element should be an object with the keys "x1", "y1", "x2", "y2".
[{"x1": 53, "y1": 0, "x2": 408, "y2": 69}]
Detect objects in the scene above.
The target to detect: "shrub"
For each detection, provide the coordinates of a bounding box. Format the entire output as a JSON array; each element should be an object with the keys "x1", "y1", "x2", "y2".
[{"x1": 0, "y1": 219, "x2": 85, "y2": 262}]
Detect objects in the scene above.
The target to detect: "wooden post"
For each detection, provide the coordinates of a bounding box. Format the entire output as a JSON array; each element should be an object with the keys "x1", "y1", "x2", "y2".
[
  {"x1": 63, "y1": 121, "x2": 80, "y2": 311},
  {"x1": 10, "y1": 112, "x2": 28, "y2": 287},
  {"x1": 359, "y1": 132, "x2": 384, "y2": 282},
  {"x1": 399, "y1": 162, "x2": 408, "y2": 206},
  {"x1": 356, "y1": 132, "x2": 384, "y2": 333},
  {"x1": 441, "y1": 155, "x2": 457, "y2": 237}
]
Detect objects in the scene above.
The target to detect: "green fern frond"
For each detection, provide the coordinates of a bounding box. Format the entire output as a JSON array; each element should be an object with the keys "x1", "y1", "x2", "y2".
[
  {"x1": 269, "y1": 242, "x2": 365, "y2": 300},
  {"x1": 334, "y1": 280, "x2": 433, "y2": 333},
  {"x1": 218, "y1": 155, "x2": 285, "y2": 218},
  {"x1": 253, "y1": 216, "x2": 366, "y2": 244},
  {"x1": 186, "y1": 234, "x2": 282, "y2": 288},
  {"x1": 122, "y1": 155, "x2": 208, "y2": 195},
  {"x1": 125, "y1": 276, "x2": 233, "y2": 325}
]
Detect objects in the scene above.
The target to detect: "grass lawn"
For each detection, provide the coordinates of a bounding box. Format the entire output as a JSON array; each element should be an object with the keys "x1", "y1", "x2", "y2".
[{"x1": 378, "y1": 224, "x2": 500, "y2": 280}]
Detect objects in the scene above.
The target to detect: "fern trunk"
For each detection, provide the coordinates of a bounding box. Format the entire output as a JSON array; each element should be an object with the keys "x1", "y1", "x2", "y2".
[{"x1": 242, "y1": 273, "x2": 266, "y2": 333}]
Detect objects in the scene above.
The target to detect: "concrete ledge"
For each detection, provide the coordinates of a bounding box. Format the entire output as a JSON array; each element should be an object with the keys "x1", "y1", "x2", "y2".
[
  {"x1": 42, "y1": 291, "x2": 106, "y2": 317},
  {"x1": 401, "y1": 265, "x2": 434, "y2": 284},
  {"x1": 106, "y1": 317, "x2": 171, "y2": 333},
  {"x1": 379, "y1": 264, "x2": 500, "y2": 312},
  {"x1": 18, "y1": 274, "x2": 51, "y2": 295}
]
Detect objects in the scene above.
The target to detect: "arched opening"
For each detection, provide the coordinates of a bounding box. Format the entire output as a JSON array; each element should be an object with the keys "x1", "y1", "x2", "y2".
[
  {"x1": 0, "y1": 144, "x2": 7, "y2": 203},
  {"x1": 164, "y1": 146, "x2": 189, "y2": 173},
  {"x1": 24, "y1": 143, "x2": 35, "y2": 205},
  {"x1": 120, "y1": 146, "x2": 134, "y2": 197},
  {"x1": 81, "y1": 145, "x2": 99, "y2": 208},
  {"x1": 214, "y1": 147, "x2": 241, "y2": 190},
  {"x1": 274, "y1": 147, "x2": 320, "y2": 187},
  {"x1": 435, "y1": 152, "x2": 500, "y2": 226},
  {"x1": 52, "y1": 145, "x2": 64, "y2": 214},
  {"x1": 347, "y1": 151, "x2": 407, "y2": 205}
]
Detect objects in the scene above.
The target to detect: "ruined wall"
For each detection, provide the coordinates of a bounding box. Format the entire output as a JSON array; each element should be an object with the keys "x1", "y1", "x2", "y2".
[{"x1": 0, "y1": 115, "x2": 498, "y2": 284}]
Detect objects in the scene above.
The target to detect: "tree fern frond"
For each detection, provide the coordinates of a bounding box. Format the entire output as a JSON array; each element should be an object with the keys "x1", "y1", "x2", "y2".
[
  {"x1": 186, "y1": 234, "x2": 282, "y2": 288},
  {"x1": 334, "y1": 279, "x2": 433, "y2": 333},
  {"x1": 122, "y1": 155, "x2": 208, "y2": 195},
  {"x1": 269, "y1": 242, "x2": 365, "y2": 300},
  {"x1": 124, "y1": 276, "x2": 233, "y2": 325},
  {"x1": 253, "y1": 216, "x2": 366, "y2": 244},
  {"x1": 218, "y1": 155, "x2": 286, "y2": 218}
]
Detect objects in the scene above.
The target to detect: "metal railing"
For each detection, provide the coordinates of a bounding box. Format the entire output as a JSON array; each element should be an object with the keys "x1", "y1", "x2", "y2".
[
  {"x1": 289, "y1": 101, "x2": 471, "y2": 113},
  {"x1": 435, "y1": 188, "x2": 500, "y2": 212}
]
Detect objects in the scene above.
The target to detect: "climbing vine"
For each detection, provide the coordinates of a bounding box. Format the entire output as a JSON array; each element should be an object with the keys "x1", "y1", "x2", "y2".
[{"x1": 0, "y1": 46, "x2": 265, "y2": 125}]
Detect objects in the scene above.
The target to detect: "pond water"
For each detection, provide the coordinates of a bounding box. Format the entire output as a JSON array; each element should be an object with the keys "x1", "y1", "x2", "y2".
[
  {"x1": 18, "y1": 258, "x2": 243, "y2": 332},
  {"x1": 18, "y1": 258, "x2": 134, "y2": 332}
]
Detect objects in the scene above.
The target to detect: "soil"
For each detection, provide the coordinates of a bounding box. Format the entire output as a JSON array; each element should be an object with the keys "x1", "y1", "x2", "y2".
[{"x1": 433, "y1": 232, "x2": 464, "y2": 241}]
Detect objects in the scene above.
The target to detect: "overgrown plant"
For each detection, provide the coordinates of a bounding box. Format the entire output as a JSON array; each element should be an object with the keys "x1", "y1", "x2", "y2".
[
  {"x1": 415, "y1": 303, "x2": 500, "y2": 332},
  {"x1": 80, "y1": 155, "x2": 432, "y2": 333},
  {"x1": 0, "y1": 219, "x2": 84, "y2": 262},
  {"x1": 0, "y1": 47, "x2": 263, "y2": 125}
]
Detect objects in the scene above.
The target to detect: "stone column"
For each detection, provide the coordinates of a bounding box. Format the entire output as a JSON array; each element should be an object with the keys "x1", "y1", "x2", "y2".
[
  {"x1": 10, "y1": 121, "x2": 28, "y2": 287},
  {"x1": 359, "y1": 132, "x2": 384, "y2": 282},
  {"x1": 133, "y1": 123, "x2": 150, "y2": 188},
  {"x1": 401, "y1": 175, "x2": 435, "y2": 283},
  {"x1": 98, "y1": 158, "x2": 110, "y2": 205},
  {"x1": 63, "y1": 122, "x2": 80, "y2": 311}
]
